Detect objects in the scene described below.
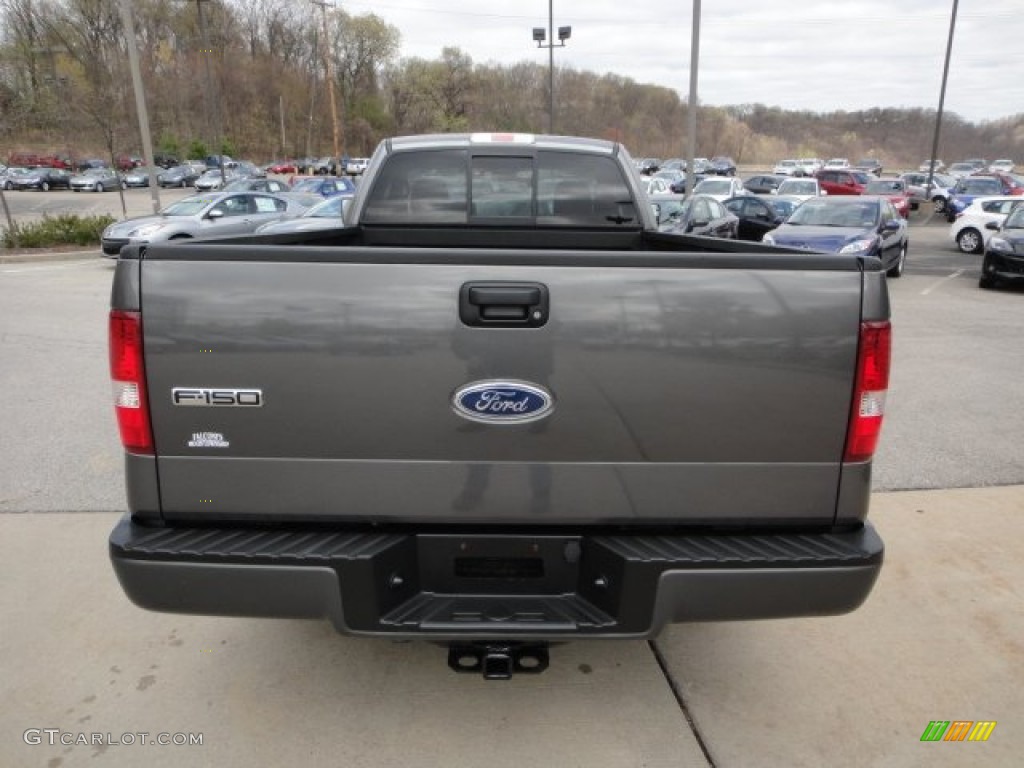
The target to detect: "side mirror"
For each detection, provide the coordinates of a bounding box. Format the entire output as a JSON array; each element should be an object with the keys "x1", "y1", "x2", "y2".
[
  {"x1": 985, "y1": 221, "x2": 1001, "y2": 231},
  {"x1": 882, "y1": 220, "x2": 901, "y2": 232},
  {"x1": 207, "y1": 209, "x2": 224, "y2": 219}
]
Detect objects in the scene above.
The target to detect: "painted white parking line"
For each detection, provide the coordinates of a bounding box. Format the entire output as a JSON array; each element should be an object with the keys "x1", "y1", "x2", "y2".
[{"x1": 920, "y1": 268, "x2": 965, "y2": 295}]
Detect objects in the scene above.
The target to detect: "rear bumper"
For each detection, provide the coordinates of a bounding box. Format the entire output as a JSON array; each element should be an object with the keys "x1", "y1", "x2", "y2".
[{"x1": 110, "y1": 516, "x2": 883, "y2": 640}]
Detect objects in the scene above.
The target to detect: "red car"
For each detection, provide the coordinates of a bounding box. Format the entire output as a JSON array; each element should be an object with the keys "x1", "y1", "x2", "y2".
[
  {"x1": 862, "y1": 177, "x2": 913, "y2": 218},
  {"x1": 268, "y1": 160, "x2": 298, "y2": 174},
  {"x1": 815, "y1": 168, "x2": 873, "y2": 196}
]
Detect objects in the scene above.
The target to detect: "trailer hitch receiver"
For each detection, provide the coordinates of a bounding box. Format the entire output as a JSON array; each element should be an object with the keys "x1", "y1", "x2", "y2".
[{"x1": 447, "y1": 643, "x2": 550, "y2": 679}]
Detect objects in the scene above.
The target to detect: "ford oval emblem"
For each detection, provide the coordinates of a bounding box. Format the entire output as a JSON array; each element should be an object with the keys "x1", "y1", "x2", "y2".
[{"x1": 453, "y1": 380, "x2": 555, "y2": 424}]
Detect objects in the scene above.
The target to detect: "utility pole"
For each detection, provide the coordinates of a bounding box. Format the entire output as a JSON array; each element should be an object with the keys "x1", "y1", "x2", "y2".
[
  {"x1": 118, "y1": 0, "x2": 161, "y2": 213},
  {"x1": 192, "y1": 0, "x2": 223, "y2": 183},
  {"x1": 312, "y1": 0, "x2": 342, "y2": 167},
  {"x1": 927, "y1": 0, "x2": 959, "y2": 193}
]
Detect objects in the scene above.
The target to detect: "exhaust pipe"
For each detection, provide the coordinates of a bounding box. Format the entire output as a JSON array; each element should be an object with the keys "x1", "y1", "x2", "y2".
[{"x1": 447, "y1": 643, "x2": 549, "y2": 679}]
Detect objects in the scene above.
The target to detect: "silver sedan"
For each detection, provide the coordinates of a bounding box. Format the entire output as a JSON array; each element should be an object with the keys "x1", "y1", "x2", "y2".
[{"x1": 101, "y1": 191, "x2": 312, "y2": 256}]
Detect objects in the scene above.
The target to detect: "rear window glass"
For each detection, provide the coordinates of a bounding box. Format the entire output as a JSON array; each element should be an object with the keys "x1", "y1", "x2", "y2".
[{"x1": 362, "y1": 149, "x2": 636, "y2": 227}]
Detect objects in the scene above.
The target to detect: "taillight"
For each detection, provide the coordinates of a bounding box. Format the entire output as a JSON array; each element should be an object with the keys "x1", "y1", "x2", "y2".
[
  {"x1": 109, "y1": 310, "x2": 153, "y2": 454},
  {"x1": 844, "y1": 321, "x2": 891, "y2": 462}
]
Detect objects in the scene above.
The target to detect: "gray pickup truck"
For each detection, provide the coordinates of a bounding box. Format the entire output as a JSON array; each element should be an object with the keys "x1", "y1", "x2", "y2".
[{"x1": 108, "y1": 133, "x2": 890, "y2": 678}]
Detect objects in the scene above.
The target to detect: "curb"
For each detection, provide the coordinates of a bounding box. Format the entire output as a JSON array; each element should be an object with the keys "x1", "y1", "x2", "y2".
[{"x1": 0, "y1": 249, "x2": 102, "y2": 264}]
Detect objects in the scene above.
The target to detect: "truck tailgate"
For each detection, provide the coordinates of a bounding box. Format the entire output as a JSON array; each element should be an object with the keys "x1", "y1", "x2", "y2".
[{"x1": 140, "y1": 245, "x2": 865, "y2": 526}]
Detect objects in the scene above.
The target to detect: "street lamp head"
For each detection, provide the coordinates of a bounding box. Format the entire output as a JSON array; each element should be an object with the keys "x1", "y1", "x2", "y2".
[
  {"x1": 532, "y1": 27, "x2": 546, "y2": 43},
  {"x1": 558, "y1": 26, "x2": 572, "y2": 41}
]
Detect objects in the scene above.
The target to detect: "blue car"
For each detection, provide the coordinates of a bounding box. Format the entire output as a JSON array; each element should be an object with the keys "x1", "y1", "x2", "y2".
[
  {"x1": 289, "y1": 176, "x2": 356, "y2": 198},
  {"x1": 762, "y1": 196, "x2": 908, "y2": 278},
  {"x1": 945, "y1": 175, "x2": 1014, "y2": 222}
]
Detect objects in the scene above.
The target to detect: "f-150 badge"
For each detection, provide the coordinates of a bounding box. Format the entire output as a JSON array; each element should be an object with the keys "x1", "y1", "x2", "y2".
[
  {"x1": 172, "y1": 388, "x2": 263, "y2": 407},
  {"x1": 452, "y1": 380, "x2": 554, "y2": 424}
]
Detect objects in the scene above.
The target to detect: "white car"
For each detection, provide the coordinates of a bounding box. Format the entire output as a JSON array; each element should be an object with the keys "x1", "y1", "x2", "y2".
[
  {"x1": 641, "y1": 176, "x2": 672, "y2": 196},
  {"x1": 824, "y1": 158, "x2": 850, "y2": 170},
  {"x1": 773, "y1": 159, "x2": 801, "y2": 176},
  {"x1": 989, "y1": 159, "x2": 1015, "y2": 174},
  {"x1": 774, "y1": 177, "x2": 825, "y2": 201},
  {"x1": 345, "y1": 157, "x2": 370, "y2": 175},
  {"x1": 949, "y1": 196, "x2": 1023, "y2": 254},
  {"x1": 692, "y1": 176, "x2": 746, "y2": 201},
  {"x1": 797, "y1": 158, "x2": 823, "y2": 175}
]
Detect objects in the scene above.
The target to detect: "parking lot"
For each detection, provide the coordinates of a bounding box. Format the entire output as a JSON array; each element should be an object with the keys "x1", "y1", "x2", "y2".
[{"x1": 1, "y1": 200, "x2": 1021, "y2": 767}]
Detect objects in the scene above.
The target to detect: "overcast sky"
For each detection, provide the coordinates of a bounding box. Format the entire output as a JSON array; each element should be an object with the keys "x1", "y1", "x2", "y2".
[{"x1": 341, "y1": 0, "x2": 1023, "y2": 125}]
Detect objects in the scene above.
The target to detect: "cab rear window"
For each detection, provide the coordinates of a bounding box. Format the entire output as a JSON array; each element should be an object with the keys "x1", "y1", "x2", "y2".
[{"x1": 361, "y1": 149, "x2": 637, "y2": 227}]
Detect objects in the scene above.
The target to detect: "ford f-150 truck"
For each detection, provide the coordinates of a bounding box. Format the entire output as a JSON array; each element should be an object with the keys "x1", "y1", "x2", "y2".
[{"x1": 108, "y1": 133, "x2": 889, "y2": 678}]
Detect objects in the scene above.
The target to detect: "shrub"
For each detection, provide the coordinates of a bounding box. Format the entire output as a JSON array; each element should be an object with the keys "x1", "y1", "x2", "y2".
[{"x1": 2, "y1": 213, "x2": 116, "y2": 248}]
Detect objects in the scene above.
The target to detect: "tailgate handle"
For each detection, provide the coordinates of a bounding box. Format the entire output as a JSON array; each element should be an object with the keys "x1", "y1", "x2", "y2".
[{"x1": 460, "y1": 282, "x2": 549, "y2": 328}]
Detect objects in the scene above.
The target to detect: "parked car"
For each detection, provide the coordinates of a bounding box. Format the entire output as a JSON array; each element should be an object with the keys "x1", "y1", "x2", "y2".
[
  {"x1": 254, "y1": 193, "x2": 350, "y2": 234},
  {"x1": 708, "y1": 156, "x2": 737, "y2": 176},
  {"x1": 797, "y1": 158, "x2": 823, "y2": 176},
  {"x1": 76, "y1": 158, "x2": 108, "y2": 171},
  {"x1": 919, "y1": 159, "x2": 945, "y2": 172},
  {"x1": 979, "y1": 203, "x2": 1024, "y2": 289},
  {"x1": 289, "y1": 175, "x2": 357, "y2": 198},
  {"x1": 763, "y1": 195, "x2": 908, "y2": 277},
  {"x1": 723, "y1": 194, "x2": 789, "y2": 242},
  {"x1": 652, "y1": 169, "x2": 686, "y2": 189},
  {"x1": 635, "y1": 157, "x2": 660, "y2": 175},
  {"x1": 853, "y1": 158, "x2": 883, "y2": 176},
  {"x1": 657, "y1": 193, "x2": 739, "y2": 239},
  {"x1": 773, "y1": 159, "x2": 802, "y2": 176},
  {"x1": 194, "y1": 169, "x2": 241, "y2": 191},
  {"x1": 157, "y1": 164, "x2": 202, "y2": 188},
  {"x1": 815, "y1": 168, "x2": 872, "y2": 196},
  {"x1": 964, "y1": 158, "x2": 987, "y2": 171},
  {"x1": 945, "y1": 175, "x2": 1018, "y2": 222},
  {"x1": 268, "y1": 160, "x2": 298, "y2": 174},
  {"x1": 221, "y1": 178, "x2": 291, "y2": 194},
  {"x1": 658, "y1": 158, "x2": 686, "y2": 172},
  {"x1": 901, "y1": 172, "x2": 955, "y2": 214},
  {"x1": 862, "y1": 177, "x2": 912, "y2": 218},
  {"x1": 692, "y1": 176, "x2": 746, "y2": 201},
  {"x1": 121, "y1": 166, "x2": 160, "y2": 188},
  {"x1": 101, "y1": 192, "x2": 314, "y2": 256},
  {"x1": 0, "y1": 166, "x2": 31, "y2": 190},
  {"x1": 946, "y1": 162, "x2": 977, "y2": 178},
  {"x1": 949, "y1": 196, "x2": 1022, "y2": 254},
  {"x1": 774, "y1": 177, "x2": 825, "y2": 201},
  {"x1": 989, "y1": 159, "x2": 1015, "y2": 174},
  {"x1": 11, "y1": 167, "x2": 72, "y2": 191},
  {"x1": 153, "y1": 154, "x2": 180, "y2": 169},
  {"x1": 743, "y1": 174, "x2": 787, "y2": 195},
  {"x1": 640, "y1": 176, "x2": 672, "y2": 196},
  {"x1": 70, "y1": 167, "x2": 120, "y2": 192},
  {"x1": 823, "y1": 158, "x2": 850, "y2": 170},
  {"x1": 689, "y1": 157, "x2": 711, "y2": 175}
]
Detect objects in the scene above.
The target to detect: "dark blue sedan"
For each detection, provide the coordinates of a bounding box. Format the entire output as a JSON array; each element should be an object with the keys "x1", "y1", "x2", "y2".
[
  {"x1": 290, "y1": 176, "x2": 356, "y2": 198},
  {"x1": 762, "y1": 196, "x2": 909, "y2": 277}
]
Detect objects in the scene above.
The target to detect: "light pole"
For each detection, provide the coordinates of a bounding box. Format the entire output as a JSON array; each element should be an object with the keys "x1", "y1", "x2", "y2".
[
  {"x1": 927, "y1": 0, "x2": 959, "y2": 193},
  {"x1": 532, "y1": 1, "x2": 571, "y2": 135}
]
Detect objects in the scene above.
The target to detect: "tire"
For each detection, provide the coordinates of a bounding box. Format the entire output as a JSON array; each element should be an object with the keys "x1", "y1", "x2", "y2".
[
  {"x1": 956, "y1": 228, "x2": 983, "y2": 254},
  {"x1": 887, "y1": 242, "x2": 907, "y2": 278},
  {"x1": 93, "y1": 183, "x2": 100, "y2": 192},
  {"x1": 41, "y1": 181, "x2": 50, "y2": 191},
  {"x1": 932, "y1": 197, "x2": 946, "y2": 214},
  {"x1": 979, "y1": 275, "x2": 997, "y2": 290}
]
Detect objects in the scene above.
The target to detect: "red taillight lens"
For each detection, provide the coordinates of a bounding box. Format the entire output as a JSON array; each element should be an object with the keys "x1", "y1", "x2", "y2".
[
  {"x1": 109, "y1": 310, "x2": 153, "y2": 454},
  {"x1": 844, "y1": 321, "x2": 891, "y2": 462}
]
